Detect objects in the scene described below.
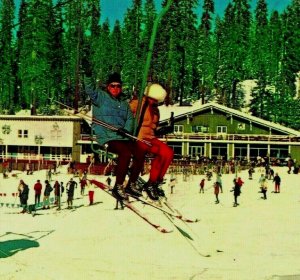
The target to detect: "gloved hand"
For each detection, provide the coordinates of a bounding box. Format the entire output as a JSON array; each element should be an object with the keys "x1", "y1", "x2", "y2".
[
  {"x1": 155, "y1": 126, "x2": 173, "y2": 136},
  {"x1": 117, "y1": 128, "x2": 130, "y2": 137}
]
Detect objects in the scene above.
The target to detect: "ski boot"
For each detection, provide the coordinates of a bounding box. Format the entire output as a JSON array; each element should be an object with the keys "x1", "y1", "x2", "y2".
[
  {"x1": 112, "y1": 184, "x2": 127, "y2": 201},
  {"x1": 156, "y1": 180, "x2": 166, "y2": 198},
  {"x1": 125, "y1": 182, "x2": 142, "y2": 197},
  {"x1": 143, "y1": 181, "x2": 159, "y2": 201}
]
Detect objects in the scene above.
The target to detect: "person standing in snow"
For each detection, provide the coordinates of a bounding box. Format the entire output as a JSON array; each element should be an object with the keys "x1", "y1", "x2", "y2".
[
  {"x1": 214, "y1": 181, "x2": 220, "y2": 204},
  {"x1": 43, "y1": 180, "x2": 53, "y2": 209},
  {"x1": 273, "y1": 173, "x2": 281, "y2": 193},
  {"x1": 86, "y1": 180, "x2": 95, "y2": 206},
  {"x1": 233, "y1": 178, "x2": 241, "y2": 207},
  {"x1": 248, "y1": 167, "x2": 254, "y2": 180},
  {"x1": 199, "y1": 178, "x2": 205, "y2": 193},
  {"x1": 34, "y1": 179, "x2": 42, "y2": 205},
  {"x1": 84, "y1": 71, "x2": 145, "y2": 201},
  {"x1": 80, "y1": 177, "x2": 87, "y2": 196},
  {"x1": 53, "y1": 181, "x2": 61, "y2": 210},
  {"x1": 169, "y1": 178, "x2": 176, "y2": 194},
  {"x1": 258, "y1": 174, "x2": 266, "y2": 193},
  {"x1": 258, "y1": 175, "x2": 268, "y2": 200},
  {"x1": 19, "y1": 181, "x2": 29, "y2": 213},
  {"x1": 129, "y1": 83, "x2": 174, "y2": 200},
  {"x1": 66, "y1": 178, "x2": 77, "y2": 209},
  {"x1": 216, "y1": 173, "x2": 223, "y2": 193}
]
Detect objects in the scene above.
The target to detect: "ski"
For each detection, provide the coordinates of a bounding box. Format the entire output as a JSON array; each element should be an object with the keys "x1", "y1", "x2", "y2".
[
  {"x1": 125, "y1": 203, "x2": 172, "y2": 233},
  {"x1": 163, "y1": 200, "x2": 199, "y2": 223},
  {"x1": 129, "y1": 194, "x2": 199, "y2": 223},
  {"x1": 88, "y1": 179, "x2": 172, "y2": 233},
  {"x1": 163, "y1": 212, "x2": 211, "y2": 258},
  {"x1": 135, "y1": 177, "x2": 199, "y2": 223}
]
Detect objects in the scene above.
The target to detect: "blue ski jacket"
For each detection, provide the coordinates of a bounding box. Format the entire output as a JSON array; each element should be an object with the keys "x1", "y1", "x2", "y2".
[{"x1": 85, "y1": 78, "x2": 134, "y2": 146}]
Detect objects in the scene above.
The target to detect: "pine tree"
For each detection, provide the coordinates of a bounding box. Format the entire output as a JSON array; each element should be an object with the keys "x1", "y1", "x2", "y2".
[
  {"x1": 280, "y1": 0, "x2": 300, "y2": 97},
  {"x1": 268, "y1": 11, "x2": 282, "y2": 85},
  {"x1": 50, "y1": 1, "x2": 64, "y2": 103},
  {"x1": 0, "y1": 0, "x2": 15, "y2": 113},
  {"x1": 249, "y1": 0, "x2": 271, "y2": 119},
  {"x1": 83, "y1": 0, "x2": 100, "y2": 81},
  {"x1": 122, "y1": 0, "x2": 143, "y2": 93},
  {"x1": 196, "y1": 0, "x2": 215, "y2": 103},
  {"x1": 14, "y1": 0, "x2": 28, "y2": 110},
  {"x1": 93, "y1": 19, "x2": 112, "y2": 85},
  {"x1": 110, "y1": 20, "x2": 123, "y2": 74},
  {"x1": 276, "y1": 0, "x2": 300, "y2": 128},
  {"x1": 156, "y1": 0, "x2": 198, "y2": 105},
  {"x1": 140, "y1": 0, "x2": 156, "y2": 82},
  {"x1": 18, "y1": 0, "x2": 53, "y2": 111},
  {"x1": 215, "y1": 0, "x2": 251, "y2": 109},
  {"x1": 63, "y1": 0, "x2": 88, "y2": 109}
]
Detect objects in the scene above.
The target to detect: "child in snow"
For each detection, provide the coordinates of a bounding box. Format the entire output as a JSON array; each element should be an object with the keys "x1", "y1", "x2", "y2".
[
  {"x1": 214, "y1": 182, "x2": 220, "y2": 204},
  {"x1": 199, "y1": 179, "x2": 205, "y2": 193},
  {"x1": 169, "y1": 178, "x2": 176, "y2": 194},
  {"x1": 273, "y1": 173, "x2": 281, "y2": 193}
]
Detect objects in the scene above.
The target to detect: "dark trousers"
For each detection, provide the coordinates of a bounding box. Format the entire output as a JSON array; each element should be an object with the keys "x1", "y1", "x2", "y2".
[
  {"x1": 107, "y1": 140, "x2": 146, "y2": 186},
  {"x1": 35, "y1": 194, "x2": 41, "y2": 205},
  {"x1": 262, "y1": 189, "x2": 267, "y2": 199}
]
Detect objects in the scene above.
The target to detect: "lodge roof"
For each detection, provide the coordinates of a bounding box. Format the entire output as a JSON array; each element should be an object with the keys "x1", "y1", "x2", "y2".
[{"x1": 159, "y1": 101, "x2": 300, "y2": 136}]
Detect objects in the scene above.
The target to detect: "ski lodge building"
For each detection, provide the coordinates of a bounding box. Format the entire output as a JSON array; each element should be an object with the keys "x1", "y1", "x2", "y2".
[
  {"x1": 158, "y1": 102, "x2": 300, "y2": 163},
  {"x1": 0, "y1": 102, "x2": 300, "y2": 171}
]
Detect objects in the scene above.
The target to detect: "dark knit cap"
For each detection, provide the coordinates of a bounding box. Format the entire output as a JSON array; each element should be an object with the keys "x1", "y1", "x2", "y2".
[{"x1": 106, "y1": 72, "x2": 122, "y2": 85}]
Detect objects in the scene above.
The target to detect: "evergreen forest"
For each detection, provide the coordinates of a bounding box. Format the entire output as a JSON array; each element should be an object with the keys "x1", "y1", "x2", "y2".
[{"x1": 0, "y1": 0, "x2": 299, "y2": 129}]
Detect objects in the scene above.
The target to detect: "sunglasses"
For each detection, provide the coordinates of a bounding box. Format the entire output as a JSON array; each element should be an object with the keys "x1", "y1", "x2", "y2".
[{"x1": 109, "y1": 84, "x2": 122, "y2": 89}]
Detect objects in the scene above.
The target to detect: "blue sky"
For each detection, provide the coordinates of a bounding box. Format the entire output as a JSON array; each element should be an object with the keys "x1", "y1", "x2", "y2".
[
  {"x1": 100, "y1": 0, "x2": 292, "y2": 25},
  {"x1": 13, "y1": 0, "x2": 292, "y2": 25}
]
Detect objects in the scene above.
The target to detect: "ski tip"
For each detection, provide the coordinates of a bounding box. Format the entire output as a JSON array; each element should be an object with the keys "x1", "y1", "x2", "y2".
[{"x1": 160, "y1": 229, "x2": 173, "y2": 233}]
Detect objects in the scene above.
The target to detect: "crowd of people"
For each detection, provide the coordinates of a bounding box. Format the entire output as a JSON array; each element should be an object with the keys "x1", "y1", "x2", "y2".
[
  {"x1": 16, "y1": 170, "x2": 92, "y2": 213},
  {"x1": 196, "y1": 166, "x2": 284, "y2": 207}
]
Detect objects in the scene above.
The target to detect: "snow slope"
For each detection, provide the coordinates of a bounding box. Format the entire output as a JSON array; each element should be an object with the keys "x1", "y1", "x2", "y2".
[{"x1": 1, "y1": 165, "x2": 300, "y2": 280}]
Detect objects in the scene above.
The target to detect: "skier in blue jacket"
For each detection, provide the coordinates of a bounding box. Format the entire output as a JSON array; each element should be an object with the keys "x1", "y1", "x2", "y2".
[{"x1": 85, "y1": 72, "x2": 144, "y2": 201}]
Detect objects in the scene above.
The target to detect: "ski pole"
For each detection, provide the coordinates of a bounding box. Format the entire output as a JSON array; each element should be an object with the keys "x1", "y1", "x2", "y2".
[
  {"x1": 51, "y1": 99, "x2": 152, "y2": 146},
  {"x1": 134, "y1": 0, "x2": 174, "y2": 136}
]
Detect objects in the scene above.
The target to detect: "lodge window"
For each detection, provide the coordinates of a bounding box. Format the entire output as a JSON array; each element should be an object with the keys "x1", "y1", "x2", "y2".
[
  {"x1": 174, "y1": 125, "x2": 183, "y2": 134},
  {"x1": 18, "y1": 129, "x2": 28, "y2": 138},
  {"x1": 194, "y1": 126, "x2": 209, "y2": 133},
  {"x1": 237, "y1": 123, "x2": 245, "y2": 130},
  {"x1": 51, "y1": 129, "x2": 62, "y2": 140},
  {"x1": 217, "y1": 126, "x2": 227, "y2": 134}
]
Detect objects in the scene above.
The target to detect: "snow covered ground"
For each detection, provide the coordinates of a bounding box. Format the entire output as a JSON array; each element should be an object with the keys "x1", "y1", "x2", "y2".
[{"x1": 1, "y1": 165, "x2": 300, "y2": 280}]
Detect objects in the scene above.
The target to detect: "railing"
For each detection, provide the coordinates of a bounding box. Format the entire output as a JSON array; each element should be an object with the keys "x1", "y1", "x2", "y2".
[
  {"x1": 0, "y1": 153, "x2": 71, "y2": 161},
  {"x1": 79, "y1": 133, "x2": 300, "y2": 143},
  {"x1": 163, "y1": 133, "x2": 300, "y2": 142}
]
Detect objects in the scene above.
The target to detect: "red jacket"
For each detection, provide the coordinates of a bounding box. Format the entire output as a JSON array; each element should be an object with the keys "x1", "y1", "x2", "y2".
[{"x1": 34, "y1": 182, "x2": 42, "y2": 194}]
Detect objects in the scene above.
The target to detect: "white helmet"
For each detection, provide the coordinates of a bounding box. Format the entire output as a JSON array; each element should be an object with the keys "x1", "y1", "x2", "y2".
[{"x1": 144, "y1": 84, "x2": 167, "y2": 102}]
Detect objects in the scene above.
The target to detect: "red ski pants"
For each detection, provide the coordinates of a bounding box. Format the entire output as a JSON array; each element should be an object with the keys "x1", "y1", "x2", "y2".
[
  {"x1": 88, "y1": 190, "x2": 94, "y2": 204},
  {"x1": 136, "y1": 138, "x2": 174, "y2": 183}
]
